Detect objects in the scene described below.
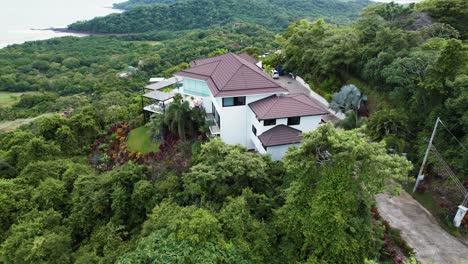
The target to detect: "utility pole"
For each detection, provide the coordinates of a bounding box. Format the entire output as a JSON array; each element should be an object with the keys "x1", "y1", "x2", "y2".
[{"x1": 413, "y1": 117, "x2": 440, "y2": 193}]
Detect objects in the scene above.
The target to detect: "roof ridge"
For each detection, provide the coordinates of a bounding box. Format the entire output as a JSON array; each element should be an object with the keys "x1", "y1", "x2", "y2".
[
  {"x1": 288, "y1": 94, "x2": 315, "y2": 108},
  {"x1": 182, "y1": 60, "x2": 221, "y2": 76},
  {"x1": 289, "y1": 94, "x2": 328, "y2": 113},
  {"x1": 239, "y1": 65, "x2": 251, "y2": 92},
  {"x1": 208, "y1": 59, "x2": 223, "y2": 94},
  {"x1": 191, "y1": 56, "x2": 223, "y2": 67},
  {"x1": 233, "y1": 53, "x2": 286, "y2": 89},
  {"x1": 219, "y1": 62, "x2": 244, "y2": 92},
  {"x1": 260, "y1": 124, "x2": 302, "y2": 146},
  {"x1": 261, "y1": 95, "x2": 279, "y2": 119}
]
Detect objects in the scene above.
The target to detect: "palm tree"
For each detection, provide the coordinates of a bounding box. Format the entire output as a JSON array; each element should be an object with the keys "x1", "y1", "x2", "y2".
[{"x1": 164, "y1": 94, "x2": 192, "y2": 140}]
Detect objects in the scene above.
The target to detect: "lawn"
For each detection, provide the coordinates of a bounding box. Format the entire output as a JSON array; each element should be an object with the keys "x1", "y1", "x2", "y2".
[
  {"x1": 127, "y1": 126, "x2": 160, "y2": 153},
  {"x1": 0, "y1": 92, "x2": 39, "y2": 108},
  {"x1": 0, "y1": 113, "x2": 54, "y2": 132}
]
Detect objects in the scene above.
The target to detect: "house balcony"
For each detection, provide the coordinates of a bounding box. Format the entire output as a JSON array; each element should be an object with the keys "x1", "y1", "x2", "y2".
[
  {"x1": 144, "y1": 103, "x2": 165, "y2": 114},
  {"x1": 205, "y1": 113, "x2": 220, "y2": 136}
]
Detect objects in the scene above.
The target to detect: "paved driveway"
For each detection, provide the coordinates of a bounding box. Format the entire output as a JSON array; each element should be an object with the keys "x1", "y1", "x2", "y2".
[
  {"x1": 376, "y1": 191, "x2": 468, "y2": 264},
  {"x1": 275, "y1": 76, "x2": 345, "y2": 121}
]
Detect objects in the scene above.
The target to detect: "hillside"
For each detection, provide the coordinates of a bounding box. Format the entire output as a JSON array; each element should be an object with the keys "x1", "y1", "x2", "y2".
[
  {"x1": 113, "y1": 0, "x2": 179, "y2": 10},
  {"x1": 69, "y1": 0, "x2": 370, "y2": 33},
  {"x1": 0, "y1": 0, "x2": 466, "y2": 263}
]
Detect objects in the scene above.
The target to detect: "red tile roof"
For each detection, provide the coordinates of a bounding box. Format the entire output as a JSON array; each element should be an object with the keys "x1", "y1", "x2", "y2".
[
  {"x1": 176, "y1": 53, "x2": 287, "y2": 97},
  {"x1": 249, "y1": 94, "x2": 329, "y2": 120},
  {"x1": 258, "y1": 125, "x2": 302, "y2": 147}
]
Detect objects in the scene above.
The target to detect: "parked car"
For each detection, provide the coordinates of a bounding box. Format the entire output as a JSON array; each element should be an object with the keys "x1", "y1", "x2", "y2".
[{"x1": 272, "y1": 70, "x2": 279, "y2": 79}]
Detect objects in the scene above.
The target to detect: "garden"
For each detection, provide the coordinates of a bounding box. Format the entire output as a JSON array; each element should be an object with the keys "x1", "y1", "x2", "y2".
[{"x1": 127, "y1": 126, "x2": 160, "y2": 153}]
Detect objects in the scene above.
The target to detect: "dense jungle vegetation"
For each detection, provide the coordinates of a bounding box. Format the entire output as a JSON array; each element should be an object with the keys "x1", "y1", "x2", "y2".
[
  {"x1": 70, "y1": 0, "x2": 370, "y2": 33},
  {"x1": 271, "y1": 0, "x2": 467, "y2": 188},
  {"x1": 0, "y1": 0, "x2": 466, "y2": 263}
]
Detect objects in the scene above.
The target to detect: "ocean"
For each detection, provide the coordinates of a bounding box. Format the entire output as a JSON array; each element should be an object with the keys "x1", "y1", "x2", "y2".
[{"x1": 0, "y1": 0, "x2": 120, "y2": 48}]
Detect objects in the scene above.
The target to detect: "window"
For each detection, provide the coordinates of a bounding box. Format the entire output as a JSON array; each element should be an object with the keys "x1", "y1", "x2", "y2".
[
  {"x1": 287, "y1": 116, "x2": 301, "y2": 126},
  {"x1": 263, "y1": 119, "x2": 276, "y2": 126},
  {"x1": 183, "y1": 78, "x2": 211, "y2": 97},
  {"x1": 252, "y1": 125, "x2": 257, "y2": 136},
  {"x1": 212, "y1": 103, "x2": 220, "y2": 127},
  {"x1": 222, "y1": 96, "x2": 246, "y2": 107}
]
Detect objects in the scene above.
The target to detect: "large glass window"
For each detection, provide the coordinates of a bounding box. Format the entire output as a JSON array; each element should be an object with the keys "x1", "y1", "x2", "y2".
[
  {"x1": 287, "y1": 116, "x2": 301, "y2": 126},
  {"x1": 264, "y1": 119, "x2": 276, "y2": 126},
  {"x1": 222, "y1": 96, "x2": 246, "y2": 107},
  {"x1": 183, "y1": 78, "x2": 211, "y2": 97}
]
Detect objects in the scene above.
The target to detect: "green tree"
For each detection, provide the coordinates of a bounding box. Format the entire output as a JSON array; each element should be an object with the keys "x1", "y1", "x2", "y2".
[
  {"x1": 275, "y1": 125, "x2": 412, "y2": 263},
  {"x1": 182, "y1": 139, "x2": 273, "y2": 208},
  {"x1": 423, "y1": 39, "x2": 467, "y2": 92},
  {"x1": 31, "y1": 177, "x2": 68, "y2": 212},
  {"x1": 0, "y1": 159, "x2": 17, "y2": 179},
  {"x1": 367, "y1": 107, "x2": 408, "y2": 138},
  {"x1": 120, "y1": 200, "x2": 248, "y2": 263},
  {"x1": 417, "y1": 0, "x2": 468, "y2": 38},
  {"x1": 62, "y1": 57, "x2": 81, "y2": 69},
  {"x1": 15, "y1": 137, "x2": 61, "y2": 169},
  {"x1": 0, "y1": 179, "x2": 32, "y2": 241},
  {"x1": 0, "y1": 209, "x2": 72, "y2": 264},
  {"x1": 140, "y1": 54, "x2": 161, "y2": 72},
  {"x1": 219, "y1": 192, "x2": 272, "y2": 262}
]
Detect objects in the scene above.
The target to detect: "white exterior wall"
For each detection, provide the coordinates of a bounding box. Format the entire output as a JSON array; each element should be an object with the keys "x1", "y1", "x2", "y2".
[
  {"x1": 267, "y1": 144, "x2": 300, "y2": 161},
  {"x1": 176, "y1": 76, "x2": 323, "y2": 160},
  {"x1": 215, "y1": 94, "x2": 273, "y2": 147},
  {"x1": 250, "y1": 115, "x2": 322, "y2": 137},
  {"x1": 251, "y1": 132, "x2": 267, "y2": 154},
  {"x1": 289, "y1": 115, "x2": 322, "y2": 132},
  {"x1": 247, "y1": 107, "x2": 263, "y2": 150},
  {"x1": 247, "y1": 112, "x2": 323, "y2": 159}
]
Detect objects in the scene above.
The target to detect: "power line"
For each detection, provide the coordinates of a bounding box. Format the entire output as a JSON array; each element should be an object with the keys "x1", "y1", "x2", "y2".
[
  {"x1": 431, "y1": 146, "x2": 466, "y2": 201},
  {"x1": 438, "y1": 119, "x2": 467, "y2": 153},
  {"x1": 411, "y1": 117, "x2": 467, "y2": 209}
]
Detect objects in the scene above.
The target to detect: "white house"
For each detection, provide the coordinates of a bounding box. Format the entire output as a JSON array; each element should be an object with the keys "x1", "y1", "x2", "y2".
[{"x1": 173, "y1": 52, "x2": 330, "y2": 160}]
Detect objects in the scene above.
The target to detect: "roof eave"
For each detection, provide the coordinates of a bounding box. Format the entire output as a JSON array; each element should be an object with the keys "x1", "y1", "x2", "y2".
[
  {"x1": 257, "y1": 112, "x2": 330, "y2": 120},
  {"x1": 262, "y1": 140, "x2": 303, "y2": 147},
  {"x1": 214, "y1": 87, "x2": 287, "y2": 98}
]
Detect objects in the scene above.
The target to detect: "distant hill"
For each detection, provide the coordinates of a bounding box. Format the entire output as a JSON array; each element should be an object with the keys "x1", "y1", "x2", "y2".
[
  {"x1": 113, "y1": 0, "x2": 179, "y2": 10},
  {"x1": 69, "y1": 0, "x2": 370, "y2": 33}
]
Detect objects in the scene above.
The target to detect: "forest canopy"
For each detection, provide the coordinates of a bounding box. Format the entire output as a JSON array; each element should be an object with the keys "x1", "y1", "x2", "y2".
[
  {"x1": 0, "y1": 0, "x2": 466, "y2": 262},
  {"x1": 70, "y1": 0, "x2": 371, "y2": 33}
]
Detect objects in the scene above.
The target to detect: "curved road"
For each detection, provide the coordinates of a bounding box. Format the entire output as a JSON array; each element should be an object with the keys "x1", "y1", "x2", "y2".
[{"x1": 376, "y1": 191, "x2": 468, "y2": 264}]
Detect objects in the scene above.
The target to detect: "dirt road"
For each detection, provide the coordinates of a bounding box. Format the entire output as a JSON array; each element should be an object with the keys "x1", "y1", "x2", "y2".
[{"x1": 376, "y1": 191, "x2": 468, "y2": 264}]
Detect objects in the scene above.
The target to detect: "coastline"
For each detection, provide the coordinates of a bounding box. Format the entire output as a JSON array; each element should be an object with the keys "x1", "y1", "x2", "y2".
[
  {"x1": 0, "y1": 1, "x2": 123, "y2": 49},
  {"x1": 31, "y1": 27, "x2": 131, "y2": 36}
]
